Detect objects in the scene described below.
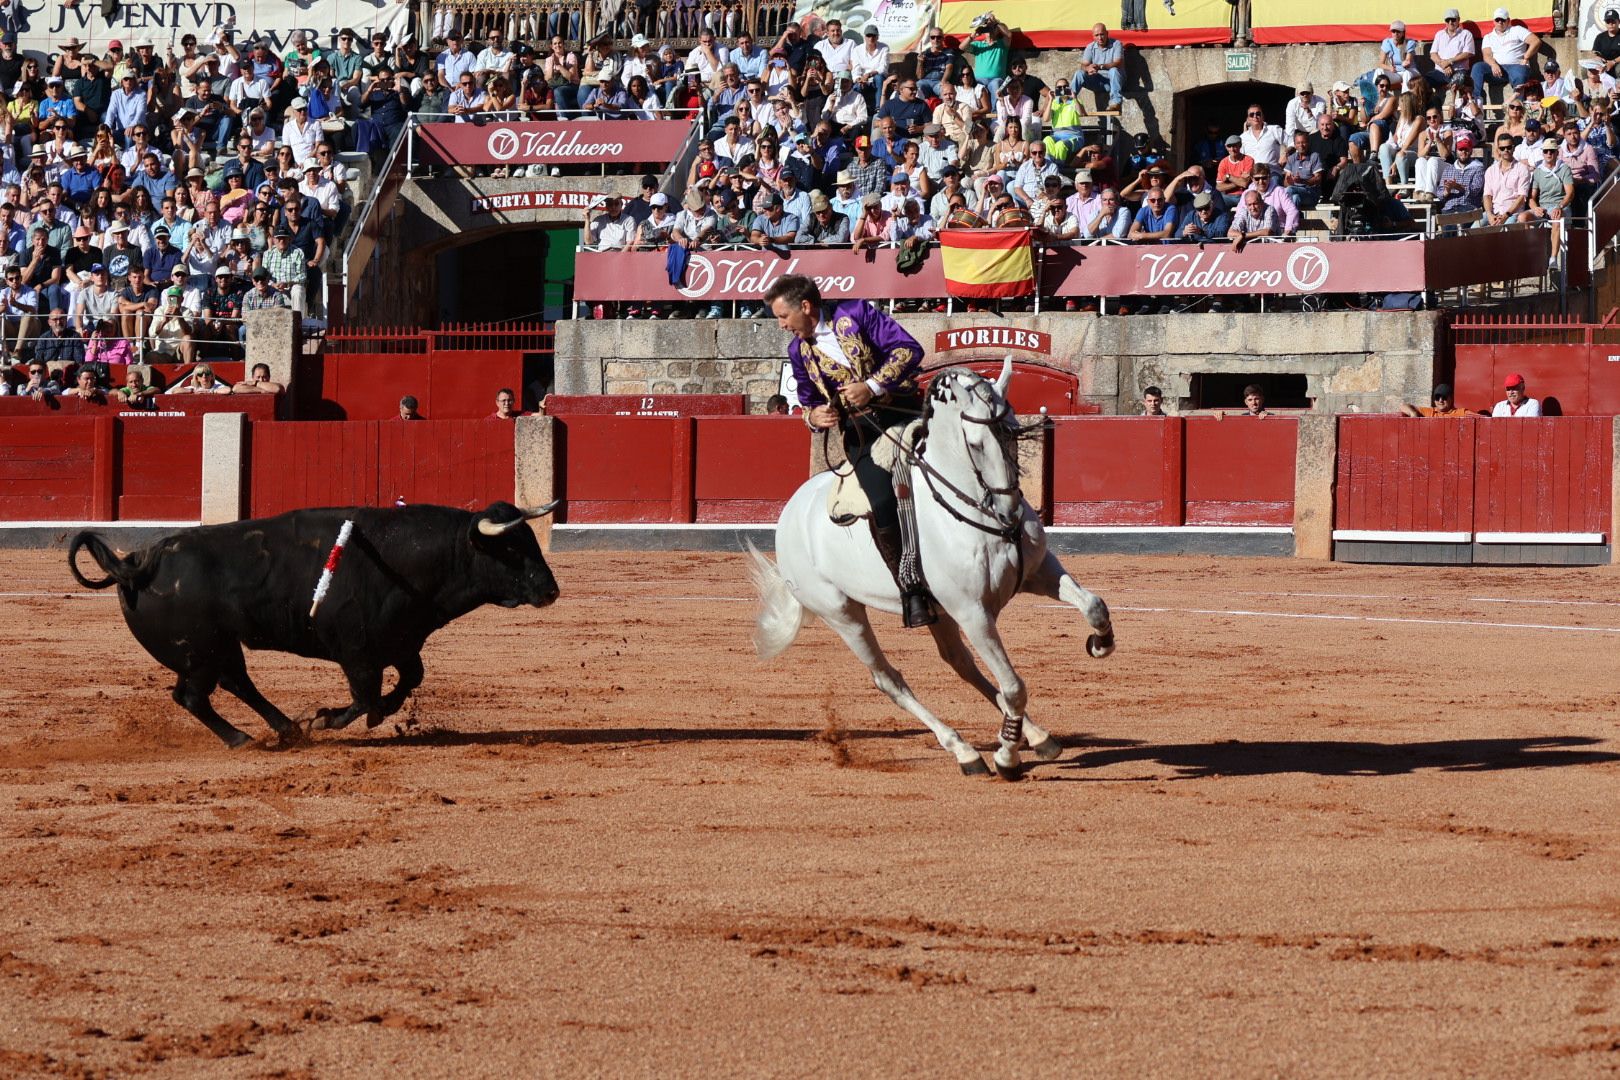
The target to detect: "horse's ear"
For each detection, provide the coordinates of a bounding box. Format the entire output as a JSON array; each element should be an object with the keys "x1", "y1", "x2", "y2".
[{"x1": 993, "y1": 354, "x2": 1013, "y2": 398}]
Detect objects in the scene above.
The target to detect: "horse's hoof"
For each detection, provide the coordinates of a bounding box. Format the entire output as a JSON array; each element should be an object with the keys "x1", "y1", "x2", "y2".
[
  {"x1": 994, "y1": 759, "x2": 1025, "y2": 782},
  {"x1": 959, "y1": 756, "x2": 992, "y2": 777},
  {"x1": 1087, "y1": 632, "x2": 1115, "y2": 659},
  {"x1": 1030, "y1": 735, "x2": 1064, "y2": 762},
  {"x1": 224, "y1": 730, "x2": 253, "y2": 749}
]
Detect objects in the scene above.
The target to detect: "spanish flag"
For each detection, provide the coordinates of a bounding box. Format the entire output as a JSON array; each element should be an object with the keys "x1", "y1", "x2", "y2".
[{"x1": 939, "y1": 229, "x2": 1035, "y2": 299}]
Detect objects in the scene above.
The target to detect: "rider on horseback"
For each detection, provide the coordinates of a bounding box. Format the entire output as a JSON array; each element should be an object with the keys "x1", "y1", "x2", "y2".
[{"x1": 764, "y1": 274, "x2": 937, "y2": 629}]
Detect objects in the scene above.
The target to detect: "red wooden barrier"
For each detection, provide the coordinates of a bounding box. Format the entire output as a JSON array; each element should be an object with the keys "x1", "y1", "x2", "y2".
[
  {"x1": 118, "y1": 417, "x2": 203, "y2": 520},
  {"x1": 544, "y1": 394, "x2": 746, "y2": 417},
  {"x1": 1049, "y1": 417, "x2": 1181, "y2": 526},
  {"x1": 1451, "y1": 343, "x2": 1620, "y2": 417},
  {"x1": 1475, "y1": 418, "x2": 1611, "y2": 535},
  {"x1": 1334, "y1": 416, "x2": 1611, "y2": 538},
  {"x1": 693, "y1": 417, "x2": 809, "y2": 523},
  {"x1": 248, "y1": 420, "x2": 516, "y2": 518},
  {"x1": 1337, "y1": 416, "x2": 1474, "y2": 534},
  {"x1": 1183, "y1": 417, "x2": 1298, "y2": 526},
  {"x1": 556, "y1": 416, "x2": 681, "y2": 523},
  {"x1": 0, "y1": 417, "x2": 99, "y2": 519}
]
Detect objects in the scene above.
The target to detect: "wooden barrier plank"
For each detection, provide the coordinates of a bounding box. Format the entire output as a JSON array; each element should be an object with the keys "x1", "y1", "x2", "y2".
[
  {"x1": 428, "y1": 352, "x2": 526, "y2": 421},
  {"x1": 557, "y1": 416, "x2": 679, "y2": 523},
  {"x1": 1183, "y1": 417, "x2": 1297, "y2": 526},
  {"x1": 0, "y1": 418, "x2": 97, "y2": 519},
  {"x1": 118, "y1": 416, "x2": 204, "y2": 520},
  {"x1": 692, "y1": 417, "x2": 810, "y2": 523},
  {"x1": 1048, "y1": 417, "x2": 1171, "y2": 526}
]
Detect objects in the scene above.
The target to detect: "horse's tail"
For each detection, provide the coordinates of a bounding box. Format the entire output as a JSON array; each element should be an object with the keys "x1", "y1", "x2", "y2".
[
  {"x1": 69, "y1": 530, "x2": 149, "y2": 590},
  {"x1": 745, "y1": 540, "x2": 805, "y2": 660}
]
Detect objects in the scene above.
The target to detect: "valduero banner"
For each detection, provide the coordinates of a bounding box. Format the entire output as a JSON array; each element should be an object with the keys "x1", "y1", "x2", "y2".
[
  {"x1": 417, "y1": 120, "x2": 692, "y2": 166},
  {"x1": 936, "y1": 0, "x2": 1231, "y2": 48},
  {"x1": 19, "y1": 1, "x2": 410, "y2": 60}
]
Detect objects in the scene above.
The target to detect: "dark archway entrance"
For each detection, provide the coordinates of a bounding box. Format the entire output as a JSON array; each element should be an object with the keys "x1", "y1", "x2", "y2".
[
  {"x1": 1173, "y1": 81, "x2": 1295, "y2": 173},
  {"x1": 434, "y1": 226, "x2": 581, "y2": 325}
]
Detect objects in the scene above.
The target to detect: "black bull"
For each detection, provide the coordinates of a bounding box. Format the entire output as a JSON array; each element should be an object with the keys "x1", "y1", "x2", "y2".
[{"x1": 68, "y1": 502, "x2": 560, "y2": 747}]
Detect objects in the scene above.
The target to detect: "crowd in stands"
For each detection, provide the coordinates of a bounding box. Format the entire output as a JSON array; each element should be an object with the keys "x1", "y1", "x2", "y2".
[{"x1": 560, "y1": 8, "x2": 1617, "y2": 314}]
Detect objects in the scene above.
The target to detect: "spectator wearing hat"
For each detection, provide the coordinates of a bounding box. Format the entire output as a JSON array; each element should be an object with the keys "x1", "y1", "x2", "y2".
[
  {"x1": 748, "y1": 191, "x2": 800, "y2": 247},
  {"x1": 1428, "y1": 10, "x2": 1477, "y2": 90},
  {"x1": 198, "y1": 264, "x2": 245, "y2": 346},
  {"x1": 632, "y1": 192, "x2": 677, "y2": 249},
  {"x1": 281, "y1": 97, "x2": 319, "y2": 165},
  {"x1": 241, "y1": 268, "x2": 288, "y2": 334},
  {"x1": 1437, "y1": 132, "x2": 1486, "y2": 214},
  {"x1": 1519, "y1": 136, "x2": 1575, "y2": 254},
  {"x1": 1179, "y1": 191, "x2": 1232, "y2": 242},
  {"x1": 829, "y1": 73, "x2": 868, "y2": 139},
  {"x1": 1592, "y1": 10, "x2": 1620, "y2": 76},
  {"x1": 849, "y1": 136, "x2": 889, "y2": 195},
  {"x1": 1493, "y1": 373, "x2": 1541, "y2": 416},
  {"x1": 672, "y1": 187, "x2": 717, "y2": 253},
  {"x1": 1400, "y1": 383, "x2": 1474, "y2": 416},
  {"x1": 1473, "y1": 9, "x2": 1540, "y2": 102},
  {"x1": 40, "y1": 77, "x2": 77, "y2": 125},
  {"x1": 144, "y1": 224, "x2": 182, "y2": 281},
  {"x1": 929, "y1": 166, "x2": 969, "y2": 220},
  {"x1": 145, "y1": 286, "x2": 197, "y2": 363},
  {"x1": 1368, "y1": 20, "x2": 1420, "y2": 98},
  {"x1": 800, "y1": 190, "x2": 852, "y2": 246},
  {"x1": 830, "y1": 169, "x2": 863, "y2": 220},
  {"x1": 1284, "y1": 83, "x2": 1325, "y2": 140},
  {"x1": 1215, "y1": 135, "x2": 1255, "y2": 194},
  {"x1": 72, "y1": 263, "x2": 117, "y2": 334},
  {"x1": 59, "y1": 148, "x2": 99, "y2": 207},
  {"x1": 581, "y1": 73, "x2": 629, "y2": 119},
  {"x1": 228, "y1": 58, "x2": 271, "y2": 119},
  {"x1": 916, "y1": 122, "x2": 960, "y2": 183},
  {"x1": 262, "y1": 227, "x2": 308, "y2": 313}
]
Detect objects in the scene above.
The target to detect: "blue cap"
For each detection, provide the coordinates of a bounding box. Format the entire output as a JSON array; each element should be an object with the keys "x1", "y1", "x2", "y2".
[{"x1": 891, "y1": 172, "x2": 910, "y2": 184}]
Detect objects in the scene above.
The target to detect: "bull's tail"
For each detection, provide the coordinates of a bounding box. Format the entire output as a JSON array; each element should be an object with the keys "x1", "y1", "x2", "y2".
[
  {"x1": 68, "y1": 531, "x2": 144, "y2": 591},
  {"x1": 745, "y1": 540, "x2": 804, "y2": 660}
]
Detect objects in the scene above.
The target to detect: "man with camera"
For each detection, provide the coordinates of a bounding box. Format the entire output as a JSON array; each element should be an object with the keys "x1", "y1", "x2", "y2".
[{"x1": 964, "y1": 12, "x2": 1013, "y2": 100}]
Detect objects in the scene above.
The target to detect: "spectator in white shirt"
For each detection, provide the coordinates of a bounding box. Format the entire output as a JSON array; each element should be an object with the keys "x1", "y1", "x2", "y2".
[
  {"x1": 815, "y1": 20, "x2": 855, "y2": 76},
  {"x1": 585, "y1": 196, "x2": 635, "y2": 250},
  {"x1": 1427, "y1": 9, "x2": 1476, "y2": 90},
  {"x1": 1472, "y1": 9, "x2": 1540, "y2": 102},
  {"x1": 1492, "y1": 373, "x2": 1542, "y2": 415},
  {"x1": 281, "y1": 98, "x2": 320, "y2": 165},
  {"x1": 851, "y1": 25, "x2": 890, "y2": 113},
  {"x1": 1283, "y1": 83, "x2": 1325, "y2": 140},
  {"x1": 1240, "y1": 105, "x2": 1288, "y2": 166},
  {"x1": 473, "y1": 29, "x2": 514, "y2": 84}
]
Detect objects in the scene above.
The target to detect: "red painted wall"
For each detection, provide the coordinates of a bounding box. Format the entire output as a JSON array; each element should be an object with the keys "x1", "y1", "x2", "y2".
[
  {"x1": 693, "y1": 417, "x2": 810, "y2": 523},
  {"x1": 248, "y1": 420, "x2": 516, "y2": 518},
  {"x1": 1452, "y1": 344, "x2": 1620, "y2": 417},
  {"x1": 0, "y1": 418, "x2": 99, "y2": 519},
  {"x1": 1335, "y1": 416, "x2": 1611, "y2": 535},
  {"x1": 118, "y1": 417, "x2": 203, "y2": 520},
  {"x1": 1049, "y1": 416, "x2": 1296, "y2": 527}
]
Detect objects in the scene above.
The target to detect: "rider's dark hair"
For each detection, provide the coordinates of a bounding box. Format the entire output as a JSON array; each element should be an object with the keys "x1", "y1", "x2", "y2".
[{"x1": 762, "y1": 273, "x2": 821, "y2": 312}]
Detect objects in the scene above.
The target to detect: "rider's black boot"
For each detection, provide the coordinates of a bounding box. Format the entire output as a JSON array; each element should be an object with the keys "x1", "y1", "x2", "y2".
[{"x1": 872, "y1": 522, "x2": 937, "y2": 628}]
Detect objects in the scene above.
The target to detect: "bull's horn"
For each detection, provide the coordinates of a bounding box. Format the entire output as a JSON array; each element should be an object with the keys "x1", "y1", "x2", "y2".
[
  {"x1": 993, "y1": 353, "x2": 1014, "y2": 398},
  {"x1": 522, "y1": 500, "x2": 559, "y2": 520},
  {"x1": 477, "y1": 516, "x2": 529, "y2": 537}
]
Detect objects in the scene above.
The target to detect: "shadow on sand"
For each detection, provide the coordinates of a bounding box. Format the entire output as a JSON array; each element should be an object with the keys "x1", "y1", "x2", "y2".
[
  {"x1": 331, "y1": 726, "x2": 920, "y2": 749},
  {"x1": 1049, "y1": 736, "x2": 1620, "y2": 780}
]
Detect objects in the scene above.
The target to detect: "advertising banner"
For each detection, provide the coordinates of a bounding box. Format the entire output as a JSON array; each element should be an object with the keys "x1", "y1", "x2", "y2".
[
  {"x1": 936, "y1": 0, "x2": 1231, "y2": 48},
  {"x1": 417, "y1": 120, "x2": 692, "y2": 166},
  {"x1": 1250, "y1": 2, "x2": 1552, "y2": 45},
  {"x1": 20, "y1": 1, "x2": 409, "y2": 60},
  {"x1": 789, "y1": 0, "x2": 941, "y2": 53},
  {"x1": 574, "y1": 230, "x2": 1551, "y2": 301}
]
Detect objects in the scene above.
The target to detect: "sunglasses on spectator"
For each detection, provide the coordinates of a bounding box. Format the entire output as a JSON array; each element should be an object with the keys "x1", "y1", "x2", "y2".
[
  {"x1": 29, "y1": 366, "x2": 44, "y2": 373},
  {"x1": 1247, "y1": 111, "x2": 1262, "y2": 117}
]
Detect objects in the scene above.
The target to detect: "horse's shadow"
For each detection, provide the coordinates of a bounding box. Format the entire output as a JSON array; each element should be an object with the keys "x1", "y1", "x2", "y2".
[
  {"x1": 1049, "y1": 736, "x2": 1620, "y2": 780},
  {"x1": 331, "y1": 726, "x2": 921, "y2": 749}
]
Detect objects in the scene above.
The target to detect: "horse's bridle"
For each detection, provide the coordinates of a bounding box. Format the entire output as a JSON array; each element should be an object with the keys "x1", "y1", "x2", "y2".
[{"x1": 915, "y1": 373, "x2": 1027, "y2": 543}]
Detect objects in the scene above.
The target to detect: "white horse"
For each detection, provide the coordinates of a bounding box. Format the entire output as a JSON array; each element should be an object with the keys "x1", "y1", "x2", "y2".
[{"x1": 746, "y1": 357, "x2": 1115, "y2": 780}]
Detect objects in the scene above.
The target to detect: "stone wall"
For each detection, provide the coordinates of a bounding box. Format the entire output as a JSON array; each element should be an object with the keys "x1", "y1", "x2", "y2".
[{"x1": 554, "y1": 310, "x2": 1442, "y2": 415}]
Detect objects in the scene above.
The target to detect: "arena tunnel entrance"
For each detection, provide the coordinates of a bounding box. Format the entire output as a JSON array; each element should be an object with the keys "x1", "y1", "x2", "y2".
[
  {"x1": 435, "y1": 226, "x2": 580, "y2": 325},
  {"x1": 1173, "y1": 82, "x2": 1297, "y2": 175}
]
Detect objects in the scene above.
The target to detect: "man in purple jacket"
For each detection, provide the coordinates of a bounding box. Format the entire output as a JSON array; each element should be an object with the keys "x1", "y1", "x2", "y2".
[{"x1": 764, "y1": 274, "x2": 935, "y2": 627}]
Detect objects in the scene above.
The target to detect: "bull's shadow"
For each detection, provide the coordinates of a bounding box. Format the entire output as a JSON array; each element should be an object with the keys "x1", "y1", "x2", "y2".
[{"x1": 1053, "y1": 736, "x2": 1620, "y2": 780}]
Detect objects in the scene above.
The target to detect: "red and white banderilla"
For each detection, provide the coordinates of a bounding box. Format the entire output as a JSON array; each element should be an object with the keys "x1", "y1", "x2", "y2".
[{"x1": 308, "y1": 519, "x2": 355, "y2": 618}]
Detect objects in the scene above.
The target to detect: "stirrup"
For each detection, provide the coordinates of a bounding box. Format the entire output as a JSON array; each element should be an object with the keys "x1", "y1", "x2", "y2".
[{"x1": 901, "y1": 590, "x2": 937, "y2": 628}]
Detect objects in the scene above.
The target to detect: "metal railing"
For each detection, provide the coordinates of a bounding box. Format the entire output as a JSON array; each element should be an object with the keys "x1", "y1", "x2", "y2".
[{"x1": 327, "y1": 321, "x2": 555, "y2": 352}]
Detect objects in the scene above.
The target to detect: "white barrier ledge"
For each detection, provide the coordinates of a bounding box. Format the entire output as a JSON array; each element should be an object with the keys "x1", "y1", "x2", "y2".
[
  {"x1": 1334, "y1": 530, "x2": 1471, "y2": 543},
  {"x1": 1476, "y1": 532, "x2": 1607, "y2": 545}
]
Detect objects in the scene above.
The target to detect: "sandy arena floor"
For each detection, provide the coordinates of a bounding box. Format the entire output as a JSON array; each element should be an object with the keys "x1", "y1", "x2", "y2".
[{"x1": 2, "y1": 547, "x2": 1620, "y2": 1077}]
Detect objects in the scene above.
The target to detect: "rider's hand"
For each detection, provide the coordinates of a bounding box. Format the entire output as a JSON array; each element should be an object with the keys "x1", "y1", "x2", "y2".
[
  {"x1": 840, "y1": 382, "x2": 875, "y2": 409},
  {"x1": 808, "y1": 404, "x2": 840, "y2": 429}
]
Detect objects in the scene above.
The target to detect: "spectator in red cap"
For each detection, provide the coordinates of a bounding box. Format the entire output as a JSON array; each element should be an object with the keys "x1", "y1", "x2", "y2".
[
  {"x1": 1492, "y1": 373, "x2": 1541, "y2": 416},
  {"x1": 1437, "y1": 132, "x2": 1486, "y2": 216}
]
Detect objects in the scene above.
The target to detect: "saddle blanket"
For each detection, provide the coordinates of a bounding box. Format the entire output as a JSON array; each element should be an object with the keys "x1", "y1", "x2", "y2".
[{"x1": 828, "y1": 419, "x2": 923, "y2": 525}]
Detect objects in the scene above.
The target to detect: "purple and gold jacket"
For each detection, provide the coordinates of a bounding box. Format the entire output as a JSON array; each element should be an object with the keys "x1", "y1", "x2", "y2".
[{"x1": 787, "y1": 300, "x2": 924, "y2": 410}]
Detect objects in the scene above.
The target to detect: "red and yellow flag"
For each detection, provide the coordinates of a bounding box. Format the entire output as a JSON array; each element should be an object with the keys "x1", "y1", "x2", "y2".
[{"x1": 939, "y1": 229, "x2": 1035, "y2": 299}]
